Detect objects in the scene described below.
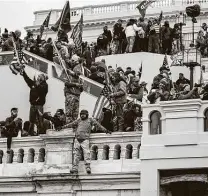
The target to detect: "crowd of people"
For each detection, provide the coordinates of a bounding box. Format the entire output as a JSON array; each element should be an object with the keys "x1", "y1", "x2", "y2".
[{"x1": 1, "y1": 15, "x2": 208, "y2": 174}]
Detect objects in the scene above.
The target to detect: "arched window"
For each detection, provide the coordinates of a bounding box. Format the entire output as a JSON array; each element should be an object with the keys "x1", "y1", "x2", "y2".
[
  {"x1": 150, "y1": 111, "x2": 162, "y2": 135},
  {"x1": 113, "y1": 145, "x2": 121, "y2": 160},
  {"x1": 102, "y1": 145, "x2": 110, "y2": 160},
  {"x1": 91, "y1": 146, "x2": 98, "y2": 160},
  {"x1": 204, "y1": 109, "x2": 208, "y2": 132},
  {"x1": 17, "y1": 149, "x2": 24, "y2": 163},
  {"x1": 125, "y1": 144, "x2": 133, "y2": 159}
]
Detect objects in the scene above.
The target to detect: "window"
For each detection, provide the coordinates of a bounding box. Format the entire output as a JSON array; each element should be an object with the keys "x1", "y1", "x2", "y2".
[
  {"x1": 150, "y1": 111, "x2": 162, "y2": 135},
  {"x1": 204, "y1": 109, "x2": 208, "y2": 132}
]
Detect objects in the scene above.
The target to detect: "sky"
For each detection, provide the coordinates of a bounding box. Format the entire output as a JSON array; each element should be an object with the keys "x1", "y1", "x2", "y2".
[{"x1": 0, "y1": 0, "x2": 128, "y2": 36}]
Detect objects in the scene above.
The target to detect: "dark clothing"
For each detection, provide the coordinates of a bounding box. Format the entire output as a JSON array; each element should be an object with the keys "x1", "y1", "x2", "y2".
[
  {"x1": 161, "y1": 26, "x2": 172, "y2": 54},
  {"x1": 83, "y1": 49, "x2": 92, "y2": 69},
  {"x1": 45, "y1": 44, "x2": 53, "y2": 61},
  {"x1": 43, "y1": 113, "x2": 66, "y2": 129},
  {"x1": 103, "y1": 30, "x2": 112, "y2": 44},
  {"x1": 2, "y1": 117, "x2": 22, "y2": 137},
  {"x1": 1, "y1": 116, "x2": 22, "y2": 149},
  {"x1": 22, "y1": 71, "x2": 48, "y2": 106},
  {"x1": 89, "y1": 73, "x2": 105, "y2": 84},
  {"x1": 97, "y1": 35, "x2": 108, "y2": 51},
  {"x1": 152, "y1": 74, "x2": 164, "y2": 89},
  {"x1": 176, "y1": 77, "x2": 190, "y2": 86},
  {"x1": 29, "y1": 105, "x2": 44, "y2": 135},
  {"x1": 113, "y1": 23, "x2": 124, "y2": 41}
]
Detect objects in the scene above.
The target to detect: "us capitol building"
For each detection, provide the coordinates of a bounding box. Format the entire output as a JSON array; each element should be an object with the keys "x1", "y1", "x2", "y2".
[
  {"x1": 0, "y1": 0, "x2": 208, "y2": 196},
  {"x1": 25, "y1": 0, "x2": 208, "y2": 46}
]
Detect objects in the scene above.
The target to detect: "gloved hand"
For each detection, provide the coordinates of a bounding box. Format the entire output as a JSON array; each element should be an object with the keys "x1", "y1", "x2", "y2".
[
  {"x1": 56, "y1": 126, "x2": 63, "y2": 131},
  {"x1": 105, "y1": 129, "x2": 112, "y2": 134}
]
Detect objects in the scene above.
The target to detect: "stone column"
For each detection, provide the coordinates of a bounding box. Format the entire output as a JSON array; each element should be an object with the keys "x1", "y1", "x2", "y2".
[{"x1": 41, "y1": 129, "x2": 75, "y2": 166}]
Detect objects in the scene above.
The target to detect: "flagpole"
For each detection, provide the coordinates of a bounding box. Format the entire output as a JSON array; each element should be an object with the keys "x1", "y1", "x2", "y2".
[
  {"x1": 11, "y1": 36, "x2": 21, "y2": 65},
  {"x1": 52, "y1": 40, "x2": 70, "y2": 81},
  {"x1": 45, "y1": 28, "x2": 49, "y2": 40}
]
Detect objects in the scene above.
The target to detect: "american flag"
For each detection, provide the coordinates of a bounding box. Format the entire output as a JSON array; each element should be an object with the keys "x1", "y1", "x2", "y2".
[
  {"x1": 92, "y1": 84, "x2": 112, "y2": 120},
  {"x1": 70, "y1": 14, "x2": 83, "y2": 50},
  {"x1": 10, "y1": 45, "x2": 33, "y2": 70}
]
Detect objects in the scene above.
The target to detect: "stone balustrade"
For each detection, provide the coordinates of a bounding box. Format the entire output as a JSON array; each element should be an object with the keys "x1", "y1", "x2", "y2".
[
  {"x1": 32, "y1": 0, "x2": 208, "y2": 26},
  {"x1": 141, "y1": 99, "x2": 208, "y2": 147},
  {"x1": 0, "y1": 130, "x2": 141, "y2": 176}
]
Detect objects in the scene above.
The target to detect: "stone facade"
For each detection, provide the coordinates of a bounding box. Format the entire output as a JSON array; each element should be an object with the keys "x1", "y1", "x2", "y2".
[
  {"x1": 25, "y1": 0, "x2": 208, "y2": 45},
  {"x1": 0, "y1": 130, "x2": 141, "y2": 195}
]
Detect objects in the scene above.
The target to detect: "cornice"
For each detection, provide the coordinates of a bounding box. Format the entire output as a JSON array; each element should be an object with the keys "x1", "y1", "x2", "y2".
[{"x1": 26, "y1": 10, "x2": 208, "y2": 33}]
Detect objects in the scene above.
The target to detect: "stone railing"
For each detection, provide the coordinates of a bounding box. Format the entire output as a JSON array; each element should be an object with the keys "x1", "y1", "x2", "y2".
[
  {"x1": 142, "y1": 100, "x2": 208, "y2": 146},
  {"x1": 0, "y1": 130, "x2": 141, "y2": 176},
  {"x1": 33, "y1": 0, "x2": 208, "y2": 26}
]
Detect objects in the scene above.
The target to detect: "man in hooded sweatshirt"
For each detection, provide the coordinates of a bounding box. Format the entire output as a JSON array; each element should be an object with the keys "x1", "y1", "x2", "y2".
[
  {"x1": 21, "y1": 70, "x2": 48, "y2": 135},
  {"x1": 59, "y1": 110, "x2": 111, "y2": 174}
]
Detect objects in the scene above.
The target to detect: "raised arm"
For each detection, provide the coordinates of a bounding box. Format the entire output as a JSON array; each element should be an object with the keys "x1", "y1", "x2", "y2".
[
  {"x1": 91, "y1": 119, "x2": 111, "y2": 134},
  {"x1": 22, "y1": 71, "x2": 35, "y2": 88}
]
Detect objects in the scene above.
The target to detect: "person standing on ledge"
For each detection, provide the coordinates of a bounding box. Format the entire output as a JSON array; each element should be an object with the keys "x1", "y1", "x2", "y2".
[
  {"x1": 58, "y1": 110, "x2": 111, "y2": 174},
  {"x1": 21, "y1": 70, "x2": 48, "y2": 135},
  {"x1": 64, "y1": 70, "x2": 83, "y2": 124}
]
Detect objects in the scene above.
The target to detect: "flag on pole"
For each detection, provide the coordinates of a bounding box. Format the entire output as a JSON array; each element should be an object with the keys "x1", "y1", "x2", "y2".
[
  {"x1": 158, "y1": 11, "x2": 163, "y2": 24},
  {"x1": 136, "y1": 0, "x2": 156, "y2": 18},
  {"x1": 92, "y1": 85, "x2": 112, "y2": 120},
  {"x1": 40, "y1": 10, "x2": 51, "y2": 38},
  {"x1": 51, "y1": 1, "x2": 71, "y2": 33},
  {"x1": 10, "y1": 41, "x2": 33, "y2": 75},
  {"x1": 70, "y1": 14, "x2": 83, "y2": 50}
]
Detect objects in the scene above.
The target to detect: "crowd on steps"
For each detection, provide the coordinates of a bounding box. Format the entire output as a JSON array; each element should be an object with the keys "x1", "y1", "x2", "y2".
[{"x1": 1, "y1": 15, "x2": 208, "y2": 174}]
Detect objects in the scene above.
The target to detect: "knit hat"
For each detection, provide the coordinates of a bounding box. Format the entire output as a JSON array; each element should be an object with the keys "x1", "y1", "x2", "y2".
[
  {"x1": 116, "y1": 67, "x2": 124, "y2": 73},
  {"x1": 39, "y1": 73, "x2": 48, "y2": 81},
  {"x1": 56, "y1": 109, "x2": 64, "y2": 115},
  {"x1": 80, "y1": 110, "x2": 89, "y2": 115},
  {"x1": 108, "y1": 68, "x2": 115, "y2": 75}
]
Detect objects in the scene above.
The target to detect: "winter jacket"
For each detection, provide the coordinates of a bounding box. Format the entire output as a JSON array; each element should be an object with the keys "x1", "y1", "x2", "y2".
[
  {"x1": 64, "y1": 76, "x2": 83, "y2": 97},
  {"x1": 62, "y1": 118, "x2": 107, "y2": 140},
  {"x1": 43, "y1": 113, "x2": 66, "y2": 129},
  {"x1": 125, "y1": 24, "x2": 143, "y2": 37},
  {"x1": 1, "y1": 117, "x2": 22, "y2": 137},
  {"x1": 103, "y1": 30, "x2": 112, "y2": 44},
  {"x1": 112, "y1": 81, "x2": 127, "y2": 104},
  {"x1": 113, "y1": 23, "x2": 124, "y2": 40},
  {"x1": 23, "y1": 71, "x2": 48, "y2": 106},
  {"x1": 89, "y1": 73, "x2": 105, "y2": 84}
]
